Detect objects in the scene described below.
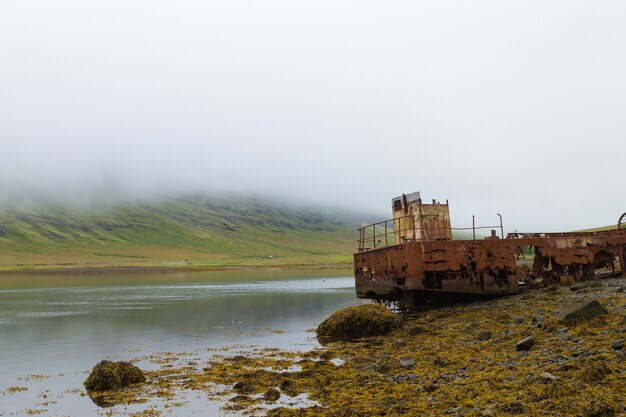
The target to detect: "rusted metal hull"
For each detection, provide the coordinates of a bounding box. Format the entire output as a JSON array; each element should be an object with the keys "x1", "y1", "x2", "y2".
[{"x1": 354, "y1": 229, "x2": 626, "y2": 307}]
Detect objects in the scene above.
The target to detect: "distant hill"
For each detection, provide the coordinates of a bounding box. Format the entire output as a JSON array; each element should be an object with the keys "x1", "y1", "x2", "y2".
[{"x1": 0, "y1": 194, "x2": 375, "y2": 271}]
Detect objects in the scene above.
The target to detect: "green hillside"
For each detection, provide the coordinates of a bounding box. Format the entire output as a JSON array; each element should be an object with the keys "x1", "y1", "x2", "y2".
[{"x1": 0, "y1": 195, "x2": 373, "y2": 271}]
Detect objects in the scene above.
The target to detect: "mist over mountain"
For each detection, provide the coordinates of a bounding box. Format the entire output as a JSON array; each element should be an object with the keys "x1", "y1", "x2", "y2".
[{"x1": 2, "y1": 1, "x2": 626, "y2": 232}]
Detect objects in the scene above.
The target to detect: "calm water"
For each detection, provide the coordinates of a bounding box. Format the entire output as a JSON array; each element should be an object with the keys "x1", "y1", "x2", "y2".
[{"x1": 0, "y1": 269, "x2": 363, "y2": 416}]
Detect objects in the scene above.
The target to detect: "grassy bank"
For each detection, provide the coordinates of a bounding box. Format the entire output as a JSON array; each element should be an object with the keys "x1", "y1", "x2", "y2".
[{"x1": 0, "y1": 194, "x2": 371, "y2": 272}]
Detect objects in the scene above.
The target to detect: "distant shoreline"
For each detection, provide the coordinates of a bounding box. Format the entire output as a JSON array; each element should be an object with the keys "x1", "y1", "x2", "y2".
[{"x1": 0, "y1": 263, "x2": 353, "y2": 275}]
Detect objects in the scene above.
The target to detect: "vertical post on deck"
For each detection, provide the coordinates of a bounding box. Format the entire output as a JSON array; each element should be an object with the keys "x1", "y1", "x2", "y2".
[
  {"x1": 358, "y1": 228, "x2": 363, "y2": 251},
  {"x1": 497, "y1": 213, "x2": 504, "y2": 239},
  {"x1": 373, "y1": 223, "x2": 376, "y2": 248},
  {"x1": 472, "y1": 215, "x2": 476, "y2": 241},
  {"x1": 384, "y1": 221, "x2": 388, "y2": 246}
]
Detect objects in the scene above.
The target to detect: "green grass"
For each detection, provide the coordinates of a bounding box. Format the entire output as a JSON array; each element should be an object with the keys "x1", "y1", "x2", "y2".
[
  {"x1": 576, "y1": 224, "x2": 620, "y2": 233},
  {"x1": 0, "y1": 194, "x2": 373, "y2": 270}
]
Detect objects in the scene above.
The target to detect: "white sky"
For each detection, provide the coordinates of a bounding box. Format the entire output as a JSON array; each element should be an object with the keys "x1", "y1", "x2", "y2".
[{"x1": 1, "y1": 0, "x2": 625, "y2": 231}]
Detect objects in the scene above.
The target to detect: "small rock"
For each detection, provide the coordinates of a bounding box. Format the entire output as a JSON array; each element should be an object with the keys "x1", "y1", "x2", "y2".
[
  {"x1": 398, "y1": 356, "x2": 416, "y2": 369},
  {"x1": 433, "y1": 356, "x2": 448, "y2": 366},
  {"x1": 502, "y1": 402, "x2": 524, "y2": 413},
  {"x1": 570, "y1": 284, "x2": 584, "y2": 291},
  {"x1": 516, "y1": 336, "x2": 535, "y2": 351},
  {"x1": 556, "y1": 300, "x2": 607, "y2": 323},
  {"x1": 391, "y1": 373, "x2": 419, "y2": 383},
  {"x1": 482, "y1": 407, "x2": 495, "y2": 416},
  {"x1": 532, "y1": 314, "x2": 545, "y2": 324},
  {"x1": 392, "y1": 339, "x2": 406, "y2": 349},
  {"x1": 422, "y1": 382, "x2": 437, "y2": 392},
  {"x1": 375, "y1": 360, "x2": 391, "y2": 373},
  {"x1": 539, "y1": 372, "x2": 559, "y2": 382},
  {"x1": 513, "y1": 317, "x2": 524, "y2": 324},
  {"x1": 547, "y1": 285, "x2": 558, "y2": 292},
  {"x1": 478, "y1": 331, "x2": 492, "y2": 341},
  {"x1": 612, "y1": 340, "x2": 625, "y2": 350},
  {"x1": 465, "y1": 321, "x2": 479, "y2": 331}
]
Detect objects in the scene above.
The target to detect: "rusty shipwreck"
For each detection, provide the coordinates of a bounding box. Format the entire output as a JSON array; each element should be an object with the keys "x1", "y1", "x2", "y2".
[{"x1": 354, "y1": 192, "x2": 626, "y2": 308}]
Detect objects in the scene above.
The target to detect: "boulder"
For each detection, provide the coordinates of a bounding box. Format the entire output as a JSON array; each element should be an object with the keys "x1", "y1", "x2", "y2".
[
  {"x1": 555, "y1": 300, "x2": 607, "y2": 323},
  {"x1": 516, "y1": 336, "x2": 535, "y2": 351},
  {"x1": 84, "y1": 360, "x2": 145, "y2": 392},
  {"x1": 317, "y1": 304, "x2": 402, "y2": 342}
]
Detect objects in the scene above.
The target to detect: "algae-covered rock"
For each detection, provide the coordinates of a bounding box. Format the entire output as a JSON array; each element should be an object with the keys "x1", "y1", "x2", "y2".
[
  {"x1": 556, "y1": 300, "x2": 607, "y2": 323},
  {"x1": 580, "y1": 357, "x2": 613, "y2": 383},
  {"x1": 279, "y1": 378, "x2": 300, "y2": 396},
  {"x1": 582, "y1": 397, "x2": 621, "y2": 417},
  {"x1": 477, "y1": 331, "x2": 492, "y2": 341},
  {"x1": 84, "y1": 360, "x2": 145, "y2": 392},
  {"x1": 264, "y1": 388, "x2": 280, "y2": 402},
  {"x1": 233, "y1": 381, "x2": 254, "y2": 394},
  {"x1": 316, "y1": 304, "x2": 402, "y2": 342}
]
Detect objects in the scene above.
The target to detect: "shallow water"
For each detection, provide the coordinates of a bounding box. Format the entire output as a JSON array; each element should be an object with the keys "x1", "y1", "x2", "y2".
[{"x1": 0, "y1": 269, "x2": 363, "y2": 416}]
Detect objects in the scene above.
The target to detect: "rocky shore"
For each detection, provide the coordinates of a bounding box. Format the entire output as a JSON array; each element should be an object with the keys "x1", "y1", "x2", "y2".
[{"x1": 89, "y1": 277, "x2": 626, "y2": 417}]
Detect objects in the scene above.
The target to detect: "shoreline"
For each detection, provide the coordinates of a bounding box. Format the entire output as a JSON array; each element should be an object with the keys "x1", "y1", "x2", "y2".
[
  {"x1": 0, "y1": 263, "x2": 353, "y2": 275},
  {"x1": 72, "y1": 276, "x2": 626, "y2": 417}
]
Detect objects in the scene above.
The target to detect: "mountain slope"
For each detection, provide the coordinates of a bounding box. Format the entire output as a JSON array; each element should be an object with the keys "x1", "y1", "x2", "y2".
[{"x1": 0, "y1": 195, "x2": 372, "y2": 271}]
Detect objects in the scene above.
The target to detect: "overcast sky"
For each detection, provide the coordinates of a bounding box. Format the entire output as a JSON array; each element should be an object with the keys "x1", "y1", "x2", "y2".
[{"x1": 1, "y1": 0, "x2": 625, "y2": 231}]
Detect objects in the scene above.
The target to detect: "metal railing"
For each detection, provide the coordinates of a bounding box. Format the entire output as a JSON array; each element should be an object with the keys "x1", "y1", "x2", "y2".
[{"x1": 357, "y1": 215, "x2": 505, "y2": 252}]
